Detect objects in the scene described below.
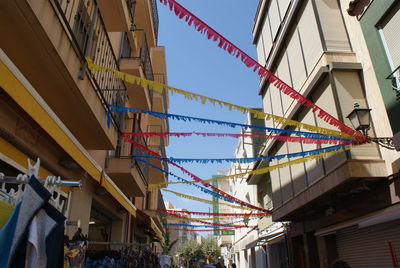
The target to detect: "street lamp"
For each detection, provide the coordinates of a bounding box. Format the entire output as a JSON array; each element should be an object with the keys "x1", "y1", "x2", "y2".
[{"x1": 346, "y1": 103, "x2": 396, "y2": 150}]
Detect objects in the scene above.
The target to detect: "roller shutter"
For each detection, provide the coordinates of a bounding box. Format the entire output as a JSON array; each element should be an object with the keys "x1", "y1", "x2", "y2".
[{"x1": 336, "y1": 220, "x2": 400, "y2": 268}]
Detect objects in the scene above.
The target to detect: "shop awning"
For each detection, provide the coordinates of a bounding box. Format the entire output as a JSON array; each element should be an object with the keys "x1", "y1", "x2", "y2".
[
  {"x1": 137, "y1": 210, "x2": 164, "y2": 243},
  {"x1": 0, "y1": 49, "x2": 136, "y2": 217},
  {"x1": 315, "y1": 203, "x2": 400, "y2": 236},
  {"x1": 245, "y1": 226, "x2": 285, "y2": 250}
]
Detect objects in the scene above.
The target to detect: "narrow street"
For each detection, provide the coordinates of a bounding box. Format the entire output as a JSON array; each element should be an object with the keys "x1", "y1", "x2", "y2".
[{"x1": 0, "y1": 0, "x2": 399, "y2": 267}]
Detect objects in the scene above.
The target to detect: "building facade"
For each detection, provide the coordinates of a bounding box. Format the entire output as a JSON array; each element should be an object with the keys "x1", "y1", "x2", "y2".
[
  {"x1": 220, "y1": 112, "x2": 289, "y2": 268},
  {"x1": 252, "y1": 0, "x2": 400, "y2": 267},
  {"x1": 0, "y1": 0, "x2": 168, "y2": 254},
  {"x1": 164, "y1": 201, "x2": 201, "y2": 265}
]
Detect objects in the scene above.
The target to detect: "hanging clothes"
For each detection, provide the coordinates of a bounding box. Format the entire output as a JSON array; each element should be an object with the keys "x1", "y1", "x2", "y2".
[
  {"x1": 0, "y1": 200, "x2": 14, "y2": 228},
  {"x1": 0, "y1": 176, "x2": 66, "y2": 268},
  {"x1": 0, "y1": 202, "x2": 22, "y2": 267}
]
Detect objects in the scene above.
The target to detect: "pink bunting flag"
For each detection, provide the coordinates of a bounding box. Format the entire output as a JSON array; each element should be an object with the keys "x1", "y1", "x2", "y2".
[{"x1": 158, "y1": 0, "x2": 365, "y2": 141}]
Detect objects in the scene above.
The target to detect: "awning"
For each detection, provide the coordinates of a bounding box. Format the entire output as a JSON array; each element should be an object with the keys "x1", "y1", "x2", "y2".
[
  {"x1": 315, "y1": 203, "x2": 400, "y2": 236},
  {"x1": 0, "y1": 49, "x2": 136, "y2": 217},
  {"x1": 245, "y1": 227, "x2": 285, "y2": 250},
  {"x1": 358, "y1": 205, "x2": 400, "y2": 228},
  {"x1": 137, "y1": 210, "x2": 164, "y2": 243}
]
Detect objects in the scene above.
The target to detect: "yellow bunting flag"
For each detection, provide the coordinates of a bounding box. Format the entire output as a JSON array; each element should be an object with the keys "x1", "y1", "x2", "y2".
[
  {"x1": 148, "y1": 146, "x2": 352, "y2": 188},
  {"x1": 162, "y1": 189, "x2": 252, "y2": 210},
  {"x1": 86, "y1": 58, "x2": 355, "y2": 140}
]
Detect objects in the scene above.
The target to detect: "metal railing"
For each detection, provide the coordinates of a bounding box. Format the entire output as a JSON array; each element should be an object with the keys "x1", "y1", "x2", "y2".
[
  {"x1": 138, "y1": 31, "x2": 154, "y2": 81},
  {"x1": 52, "y1": 0, "x2": 127, "y2": 130},
  {"x1": 153, "y1": 73, "x2": 170, "y2": 131},
  {"x1": 120, "y1": 30, "x2": 154, "y2": 106},
  {"x1": 150, "y1": 0, "x2": 159, "y2": 43},
  {"x1": 131, "y1": 116, "x2": 149, "y2": 183},
  {"x1": 146, "y1": 125, "x2": 168, "y2": 174}
]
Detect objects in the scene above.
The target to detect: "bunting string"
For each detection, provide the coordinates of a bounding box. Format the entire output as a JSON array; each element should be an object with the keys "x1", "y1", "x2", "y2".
[
  {"x1": 128, "y1": 135, "x2": 353, "y2": 187},
  {"x1": 162, "y1": 216, "x2": 263, "y2": 222},
  {"x1": 134, "y1": 144, "x2": 347, "y2": 164},
  {"x1": 135, "y1": 158, "x2": 234, "y2": 203},
  {"x1": 164, "y1": 213, "x2": 252, "y2": 227},
  {"x1": 157, "y1": 0, "x2": 364, "y2": 140},
  {"x1": 86, "y1": 58, "x2": 356, "y2": 140},
  {"x1": 123, "y1": 132, "x2": 351, "y2": 145},
  {"x1": 124, "y1": 136, "x2": 271, "y2": 212},
  {"x1": 164, "y1": 223, "x2": 253, "y2": 229},
  {"x1": 147, "y1": 148, "x2": 349, "y2": 186},
  {"x1": 158, "y1": 209, "x2": 270, "y2": 217},
  {"x1": 114, "y1": 106, "x2": 351, "y2": 141},
  {"x1": 167, "y1": 228, "x2": 237, "y2": 232},
  {"x1": 162, "y1": 189, "x2": 252, "y2": 210}
]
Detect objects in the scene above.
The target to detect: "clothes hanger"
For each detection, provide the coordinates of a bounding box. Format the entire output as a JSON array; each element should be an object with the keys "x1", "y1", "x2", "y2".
[
  {"x1": 44, "y1": 176, "x2": 65, "y2": 211},
  {"x1": 0, "y1": 172, "x2": 16, "y2": 204}
]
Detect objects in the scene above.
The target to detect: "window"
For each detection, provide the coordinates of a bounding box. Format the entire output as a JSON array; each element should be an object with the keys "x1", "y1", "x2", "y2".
[
  {"x1": 256, "y1": 34, "x2": 266, "y2": 66},
  {"x1": 297, "y1": 0, "x2": 323, "y2": 75},
  {"x1": 379, "y1": 3, "x2": 400, "y2": 98}
]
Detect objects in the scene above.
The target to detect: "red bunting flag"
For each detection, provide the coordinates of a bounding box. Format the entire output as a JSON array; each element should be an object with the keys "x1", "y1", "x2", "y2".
[
  {"x1": 123, "y1": 135, "x2": 271, "y2": 213},
  {"x1": 158, "y1": 209, "x2": 270, "y2": 217},
  {"x1": 167, "y1": 227, "x2": 241, "y2": 232},
  {"x1": 122, "y1": 132, "x2": 351, "y2": 145},
  {"x1": 158, "y1": 0, "x2": 364, "y2": 141},
  {"x1": 166, "y1": 212, "x2": 249, "y2": 227}
]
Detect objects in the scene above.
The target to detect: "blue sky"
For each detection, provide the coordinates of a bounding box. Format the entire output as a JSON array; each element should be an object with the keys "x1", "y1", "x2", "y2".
[{"x1": 158, "y1": 1, "x2": 261, "y2": 215}]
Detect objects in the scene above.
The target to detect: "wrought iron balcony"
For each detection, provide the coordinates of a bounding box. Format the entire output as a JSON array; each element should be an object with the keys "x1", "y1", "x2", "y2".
[
  {"x1": 53, "y1": 0, "x2": 127, "y2": 130},
  {"x1": 150, "y1": 0, "x2": 159, "y2": 43}
]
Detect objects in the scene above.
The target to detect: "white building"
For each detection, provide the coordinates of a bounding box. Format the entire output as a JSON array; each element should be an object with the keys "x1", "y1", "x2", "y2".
[{"x1": 222, "y1": 112, "x2": 288, "y2": 268}]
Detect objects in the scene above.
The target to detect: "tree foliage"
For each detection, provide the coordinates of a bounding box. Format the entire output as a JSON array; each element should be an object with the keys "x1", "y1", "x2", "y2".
[{"x1": 177, "y1": 235, "x2": 221, "y2": 264}]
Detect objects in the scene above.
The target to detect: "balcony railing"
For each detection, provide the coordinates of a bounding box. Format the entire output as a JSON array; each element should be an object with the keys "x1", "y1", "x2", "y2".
[
  {"x1": 131, "y1": 115, "x2": 149, "y2": 183},
  {"x1": 153, "y1": 74, "x2": 169, "y2": 130},
  {"x1": 120, "y1": 30, "x2": 154, "y2": 106},
  {"x1": 150, "y1": 0, "x2": 159, "y2": 43},
  {"x1": 53, "y1": 0, "x2": 127, "y2": 129},
  {"x1": 146, "y1": 125, "x2": 168, "y2": 174},
  {"x1": 138, "y1": 30, "x2": 154, "y2": 82}
]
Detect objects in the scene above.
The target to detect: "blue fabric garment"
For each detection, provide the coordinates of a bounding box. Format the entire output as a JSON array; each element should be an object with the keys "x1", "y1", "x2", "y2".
[
  {"x1": 0, "y1": 202, "x2": 22, "y2": 268},
  {"x1": 9, "y1": 176, "x2": 51, "y2": 268}
]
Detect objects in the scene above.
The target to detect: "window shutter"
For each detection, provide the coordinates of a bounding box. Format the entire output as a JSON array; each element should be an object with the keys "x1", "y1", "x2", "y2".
[
  {"x1": 269, "y1": 0, "x2": 281, "y2": 41},
  {"x1": 381, "y1": 8, "x2": 400, "y2": 69},
  {"x1": 262, "y1": 15, "x2": 273, "y2": 60},
  {"x1": 278, "y1": 0, "x2": 291, "y2": 19},
  {"x1": 256, "y1": 34, "x2": 266, "y2": 67},
  {"x1": 297, "y1": 0, "x2": 323, "y2": 74}
]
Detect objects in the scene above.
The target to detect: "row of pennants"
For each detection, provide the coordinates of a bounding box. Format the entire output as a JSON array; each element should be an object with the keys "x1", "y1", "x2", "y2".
[{"x1": 87, "y1": 0, "x2": 367, "y2": 231}]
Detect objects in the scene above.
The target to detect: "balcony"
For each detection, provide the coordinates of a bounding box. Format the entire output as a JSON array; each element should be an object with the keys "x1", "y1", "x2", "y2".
[
  {"x1": 153, "y1": 74, "x2": 169, "y2": 115},
  {"x1": 97, "y1": 0, "x2": 134, "y2": 32},
  {"x1": 120, "y1": 30, "x2": 154, "y2": 110},
  {"x1": 106, "y1": 115, "x2": 149, "y2": 197},
  {"x1": 105, "y1": 156, "x2": 146, "y2": 197},
  {"x1": 146, "y1": 125, "x2": 169, "y2": 185},
  {"x1": 135, "y1": 0, "x2": 159, "y2": 46},
  {"x1": 272, "y1": 159, "x2": 389, "y2": 222},
  {"x1": 0, "y1": 0, "x2": 127, "y2": 150}
]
